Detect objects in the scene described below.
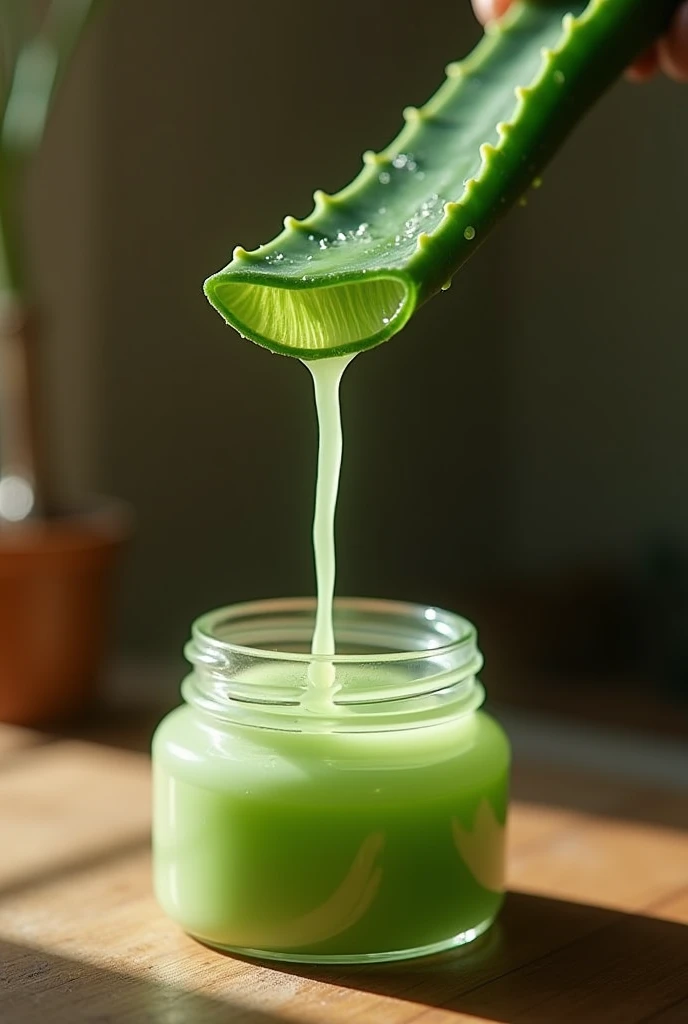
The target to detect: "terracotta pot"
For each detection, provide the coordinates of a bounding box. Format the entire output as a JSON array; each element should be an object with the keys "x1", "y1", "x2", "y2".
[{"x1": 0, "y1": 499, "x2": 131, "y2": 725}]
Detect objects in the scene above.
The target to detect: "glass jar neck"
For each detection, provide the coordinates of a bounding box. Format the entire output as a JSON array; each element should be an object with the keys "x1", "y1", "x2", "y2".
[{"x1": 182, "y1": 598, "x2": 484, "y2": 733}]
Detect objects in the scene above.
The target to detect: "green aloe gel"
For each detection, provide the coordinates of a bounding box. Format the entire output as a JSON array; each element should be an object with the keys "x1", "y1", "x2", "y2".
[{"x1": 153, "y1": 661, "x2": 509, "y2": 961}]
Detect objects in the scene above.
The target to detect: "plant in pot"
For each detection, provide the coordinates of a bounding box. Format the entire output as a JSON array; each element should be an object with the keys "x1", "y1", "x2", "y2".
[{"x1": 0, "y1": 0, "x2": 128, "y2": 725}]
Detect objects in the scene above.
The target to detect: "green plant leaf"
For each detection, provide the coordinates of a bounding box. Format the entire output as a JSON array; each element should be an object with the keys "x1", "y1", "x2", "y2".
[{"x1": 205, "y1": 0, "x2": 682, "y2": 359}]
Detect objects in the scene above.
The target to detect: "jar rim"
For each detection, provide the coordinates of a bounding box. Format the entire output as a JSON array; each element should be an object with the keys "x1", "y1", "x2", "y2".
[{"x1": 192, "y1": 596, "x2": 476, "y2": 665}]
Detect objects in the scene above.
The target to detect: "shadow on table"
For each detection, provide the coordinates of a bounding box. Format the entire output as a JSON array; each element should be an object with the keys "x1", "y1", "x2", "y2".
[
  {"x1": 1, "y1": 938, "x2": 282, "y2": 1024},
  {"x1": 271, "y1": 891, "x2": 688, "y2": 1024}
]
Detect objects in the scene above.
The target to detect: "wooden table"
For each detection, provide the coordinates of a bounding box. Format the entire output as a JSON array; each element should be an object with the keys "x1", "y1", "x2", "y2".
[{"x1": 2, "y1": 720, "x2": 687, "y2": 1024}]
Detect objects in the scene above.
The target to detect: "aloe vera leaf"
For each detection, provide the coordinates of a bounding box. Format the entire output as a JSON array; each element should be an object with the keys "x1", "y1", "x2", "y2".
[{"x1": 204, "y1": 0, "x2": 682, "y2": 359}]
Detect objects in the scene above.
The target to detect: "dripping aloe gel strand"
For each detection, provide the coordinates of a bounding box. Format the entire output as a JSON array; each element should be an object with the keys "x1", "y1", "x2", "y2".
[{"x1": 303, "y1": 355, "x2": 353, "y2": 707}]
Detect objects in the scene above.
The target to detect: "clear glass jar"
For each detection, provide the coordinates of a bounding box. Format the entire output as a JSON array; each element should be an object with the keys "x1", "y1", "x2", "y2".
[{"x1": 152, "y1": 597, "x2": 510, "y2": 964}]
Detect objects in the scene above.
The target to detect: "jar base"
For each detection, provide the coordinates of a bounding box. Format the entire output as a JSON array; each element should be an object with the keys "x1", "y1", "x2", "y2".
[{"x1": 191, "y1": 913, "x2": 496, "y2": 965}]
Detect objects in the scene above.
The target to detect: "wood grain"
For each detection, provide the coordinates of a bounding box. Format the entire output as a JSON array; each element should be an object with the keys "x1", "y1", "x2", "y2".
[{"x1": 1, "y1": 723, "x2": 687, "y2": 1024}]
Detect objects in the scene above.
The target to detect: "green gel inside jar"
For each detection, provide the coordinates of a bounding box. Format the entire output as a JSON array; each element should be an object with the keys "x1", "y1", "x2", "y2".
[{"x1": 152, "y1": 598, "x2": 510, "y2": 964}]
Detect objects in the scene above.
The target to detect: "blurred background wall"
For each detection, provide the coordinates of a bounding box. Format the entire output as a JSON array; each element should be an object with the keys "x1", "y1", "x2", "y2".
[{"x1": 28, "y1": 1, "x2": 688, "y2": 714}]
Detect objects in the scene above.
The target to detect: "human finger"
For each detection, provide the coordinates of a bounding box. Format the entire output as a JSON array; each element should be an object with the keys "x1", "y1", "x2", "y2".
[
  {"x1": 658, "y1": 2, "x2": 688, "y2": 81},
  {"x1": 626, "y1": 44, "x2": 660, "y2": 83},
  {"x1": 471, "y1": 0, "x2": 512, "y2": 25}
]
